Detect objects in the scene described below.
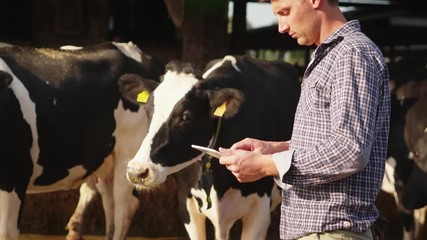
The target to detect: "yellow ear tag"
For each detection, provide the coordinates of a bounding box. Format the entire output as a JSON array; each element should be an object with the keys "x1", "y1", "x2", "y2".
[
  {"x1": 213, "y1": 101, "x2": 227, "y2": 117},
  {"x1": 136, "y1": 90, "x2": 150, "y2": 103}
]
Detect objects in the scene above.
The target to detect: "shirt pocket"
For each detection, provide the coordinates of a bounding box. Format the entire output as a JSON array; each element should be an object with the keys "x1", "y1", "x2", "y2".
[{"x1": 301, "y1": 78, "x2": 331, "y2": 116}]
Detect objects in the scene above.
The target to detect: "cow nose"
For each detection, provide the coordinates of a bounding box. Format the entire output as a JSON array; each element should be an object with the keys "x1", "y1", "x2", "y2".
[
  {"x1": 127, "y1": 165, "x2": 150, "y2": 184},
  {"x1": 138, "y1": 168, "x2": 150, "y2": 179}
]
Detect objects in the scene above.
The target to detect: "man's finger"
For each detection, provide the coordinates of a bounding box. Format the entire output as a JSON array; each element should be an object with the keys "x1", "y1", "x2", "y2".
[
  {"x1": 219, "y1": 155, "x2": 232, "y2": 165},
  {"x1": 219, "y1": 147, "x2": 233, "y2": 155}
]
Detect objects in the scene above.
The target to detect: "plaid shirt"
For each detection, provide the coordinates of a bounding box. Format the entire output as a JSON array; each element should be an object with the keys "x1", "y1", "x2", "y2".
[{"x1": 274, "y1": 20, "x2": 390, "y2": 239}]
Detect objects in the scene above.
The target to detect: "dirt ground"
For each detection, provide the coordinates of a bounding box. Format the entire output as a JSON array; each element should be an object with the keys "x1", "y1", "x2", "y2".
[
  {"x1": 20, "y1": 235, "x2": 184, "y2": 240},
  {"x1": 19, "y1": 188, "x2": 426, "y2": 240}
]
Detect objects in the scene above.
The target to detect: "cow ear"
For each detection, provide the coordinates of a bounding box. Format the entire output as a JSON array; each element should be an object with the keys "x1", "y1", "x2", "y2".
[
  {"x1": 208, "y1": 88, "x2": 245, "y2": 119},
  {"x1": 0, "y1": 70, "x2": 13, "y2": 91},
  {"x1": 118, "y1": 73, "x2": 159, "y2": 104}
]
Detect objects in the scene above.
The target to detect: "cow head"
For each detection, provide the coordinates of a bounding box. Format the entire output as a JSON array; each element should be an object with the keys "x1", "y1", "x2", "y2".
[
  {"x1": 415, "y1": 133, "x2": 427, "y2": 163},
  {"x1": 403, "y1": 95, "x2": 427, "y2": 172},
  {"x1": 126, "y1": 58, "x2": 245, "y2": 190},
  {"x1": 407, "y1": 128, "x2": 427, "y2": 172}
]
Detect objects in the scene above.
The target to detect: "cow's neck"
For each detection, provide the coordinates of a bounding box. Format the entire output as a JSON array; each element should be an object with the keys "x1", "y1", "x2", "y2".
[{"x1": 200, "y1": 116, "x2": 223, "y2": 209}]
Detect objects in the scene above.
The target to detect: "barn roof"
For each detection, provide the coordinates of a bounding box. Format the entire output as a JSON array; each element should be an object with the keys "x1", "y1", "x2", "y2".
[{"x1": 241, "y1": 0, "x2": 427, "y2": 54}]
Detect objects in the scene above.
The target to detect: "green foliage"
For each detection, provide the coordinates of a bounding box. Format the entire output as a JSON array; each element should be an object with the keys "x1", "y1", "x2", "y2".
[{"x1": 247, "y1": 49, "x2": 308, "y2": 67}]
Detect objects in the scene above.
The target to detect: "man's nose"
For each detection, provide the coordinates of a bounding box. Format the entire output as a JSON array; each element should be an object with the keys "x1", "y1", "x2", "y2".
[
  {"x1": 277, "y1": 17, "x2": 289, "y2": 33},
  {"x1": 278, "y1": 23, "x2": 289, "y2": 34}
]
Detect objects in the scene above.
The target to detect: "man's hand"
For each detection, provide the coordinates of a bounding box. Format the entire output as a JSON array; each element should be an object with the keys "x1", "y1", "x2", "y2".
[{"x1": 219, "y1": 145, "x2": 280, "y2": 182}]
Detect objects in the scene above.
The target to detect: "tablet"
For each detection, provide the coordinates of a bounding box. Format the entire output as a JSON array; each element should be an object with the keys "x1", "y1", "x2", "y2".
[{"x1": 191, "y1": 144, "x2": 222, "y2": 159}]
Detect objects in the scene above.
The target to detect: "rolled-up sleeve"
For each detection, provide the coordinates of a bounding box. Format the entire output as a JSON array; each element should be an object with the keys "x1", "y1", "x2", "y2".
[{"x1": 272, "y1": 149, "x2": 294, "y2": 189}]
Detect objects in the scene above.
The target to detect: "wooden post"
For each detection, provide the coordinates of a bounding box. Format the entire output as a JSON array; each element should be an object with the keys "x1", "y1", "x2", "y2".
[
  {"x1": 230, "y1": 0, "x2": 247, "y2": 55},
  {"x1": 180, "y1": 0, "x2": 230, "y2": 68}
]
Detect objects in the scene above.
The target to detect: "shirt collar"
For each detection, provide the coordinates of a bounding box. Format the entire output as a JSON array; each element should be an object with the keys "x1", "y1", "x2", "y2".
[
  {"x1": 323, "y1": 20, "x2": 360, "y2": 45},
  {"x1": 312, "y1": 20, "x2": 360, "y2": 58},
  {"x1": 305, "y1": 20, "x2": 360, "y2": 76},
  {"x1": 304, "y1": 21, "x2": 359, "y2": 79}
]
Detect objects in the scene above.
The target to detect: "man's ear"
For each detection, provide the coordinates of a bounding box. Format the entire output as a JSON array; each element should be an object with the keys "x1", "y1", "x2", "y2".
[
  {"x1": 118, "y1": 73, "x2": 159, "y2": 104},
  {"x1": 207, "y1": 88, "x2": 245, "y2": 119},
  {"x1": 312, "y1": 0, "x2": 321, "y2": 8}
]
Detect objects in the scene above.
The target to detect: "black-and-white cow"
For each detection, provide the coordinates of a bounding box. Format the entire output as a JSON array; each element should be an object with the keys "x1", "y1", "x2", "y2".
[
  {"x1": 405, "y1": 94, "x2": 427, "y2": 172},
  {"x1": 56, "y1": 42, "x2": 162, "y2": 240},
  {"x1": 0, "y1": 41, "x2": 161, "y2": 240},
  {"x1": 382, "y1": 79, "x2": 427, "y2": 240},
  {"x1": 124, "y1": 55, "x2": 301, "y2": 240}
]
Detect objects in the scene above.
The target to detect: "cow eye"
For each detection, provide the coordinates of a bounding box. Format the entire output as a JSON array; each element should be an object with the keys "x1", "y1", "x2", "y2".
[{"x1": 182, "y1": 111, "x2": 192, "y2": 121}]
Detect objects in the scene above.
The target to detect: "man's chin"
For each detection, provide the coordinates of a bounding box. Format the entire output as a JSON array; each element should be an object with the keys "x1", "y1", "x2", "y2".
[
  {"x1": 297, "y1": 39, "x2": 315, "y2": 47},
  {"x1": 296, "y1": 38, "x2": 305, "y2": 46}
]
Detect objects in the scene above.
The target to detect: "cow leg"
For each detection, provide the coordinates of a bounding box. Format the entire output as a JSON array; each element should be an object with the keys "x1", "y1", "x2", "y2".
[
  {"x1": 270, "y1": 184, "x2": 282, "y2": 212},
  {"x1": 96, "y1": 178, "x2": 114, "y2": 240},
  {"x1": 240, "y1": 197, "x2": 271, "y2": 240},
  {"x1": 400, "y1": 207, "x2": 415, "y2": 240},
  {"x1": 66, "y1": 180, "x2": 98, "y2": 240},
  {"x1": 213, "y1": 219, "x2": 232, "y2": 240},
  {"x1": 381, "y1": 157, "x2": 399, "y2": 202},
  {"x1": 0, "y1": 190, "x2": 21, "y2": 240},
  {"x1": 402, "y1": 225, "x2": 415, "y2": 240},
  {"x1": 185, "y1": 196, "x2": 207, "y2": 240},
  {"x1": 173, "y1": 163, "x2": 205, "y2": 240},
  {"x1": 414, "y1": 206, "x2": 427, "y2": 240},
  {"x1": 111, "y1": 161, "x2": 139, "y2": 240}
]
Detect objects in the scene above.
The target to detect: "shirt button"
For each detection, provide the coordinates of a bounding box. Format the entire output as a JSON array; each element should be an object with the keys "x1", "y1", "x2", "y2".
[{"x1": 343, "y1": 221, "x2": 351, "y2": 228}]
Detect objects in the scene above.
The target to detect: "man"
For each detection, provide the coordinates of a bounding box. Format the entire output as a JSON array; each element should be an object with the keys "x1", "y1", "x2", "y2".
[{"x1": 219, "y1": 0, "x2": 390, "y2": 239}]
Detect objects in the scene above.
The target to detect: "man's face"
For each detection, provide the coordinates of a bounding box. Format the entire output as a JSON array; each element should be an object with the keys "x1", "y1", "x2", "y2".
[{"x1": 271, "y1": 0, "x2": 319, "y2": 46}]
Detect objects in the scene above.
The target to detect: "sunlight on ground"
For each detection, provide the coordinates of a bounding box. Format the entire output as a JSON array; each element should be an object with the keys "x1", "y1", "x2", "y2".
[{"x1": 20, "y1": 234, "x2": 184, "y2": 240}]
